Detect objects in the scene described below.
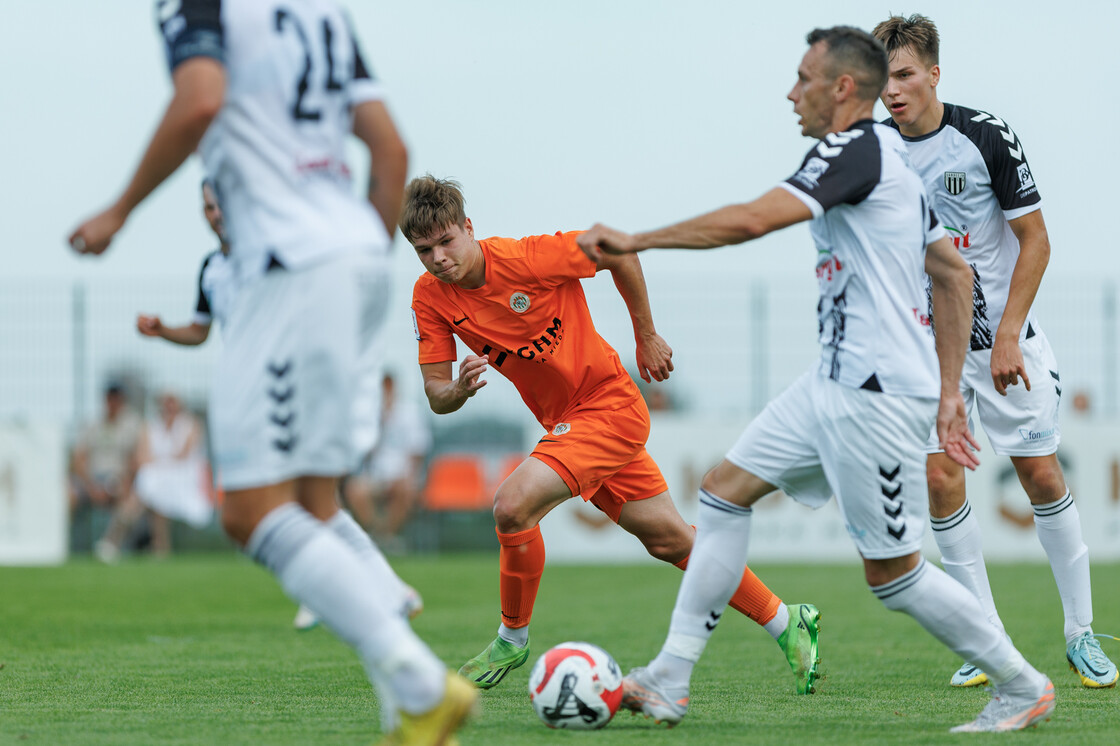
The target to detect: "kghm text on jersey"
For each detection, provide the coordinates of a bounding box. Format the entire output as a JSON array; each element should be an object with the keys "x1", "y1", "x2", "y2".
[{"x1": 483, "y1": 317, "x2": 564, "y2": 366}]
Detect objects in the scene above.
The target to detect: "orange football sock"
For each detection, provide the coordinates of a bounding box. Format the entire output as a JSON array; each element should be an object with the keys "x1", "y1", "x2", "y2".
[
  {"x1": 497, "y1": 525, "x2": 546, "y2": 629},
  {"x1": 674, "y1": 554, "x2": 781, "y2": 626}
]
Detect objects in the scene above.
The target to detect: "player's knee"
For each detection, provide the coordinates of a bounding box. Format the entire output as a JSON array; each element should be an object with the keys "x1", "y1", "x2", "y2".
[
  {"x1": 926, "y1": 461, "x2": 964, "y2": 504},
  {"x1": 641, "y1": 530, "x2": 692, "y2": 564},
  {"x1": 219, "y1": 504, "x2": 254, "y2": 547},
  {"x1": 1016, "y1": 461, "x2": 1067, "y2": 502},
  {"x1": 492, "y1": 493, "x2": 532, "y2": 533}
]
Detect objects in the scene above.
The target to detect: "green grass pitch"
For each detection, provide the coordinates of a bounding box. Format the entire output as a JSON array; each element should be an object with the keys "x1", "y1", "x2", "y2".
[{"x1": 2, "y1": 554, "x2": 1118, "y2": 745}]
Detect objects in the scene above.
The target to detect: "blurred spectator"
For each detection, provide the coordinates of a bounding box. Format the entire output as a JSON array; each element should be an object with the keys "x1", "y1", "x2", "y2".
[
  {"x1": 70, "y1": 382, "x2": 142, "y2": 549},
  {"x1": 632, "y1": 368, "x2": 676, "y2": 412},
  {"x1": 1070, "y1": 389, "x2": 1093, "y2": 419},
  {"x1": 95, "y1": 391, "x2": 211, "y2": 561},
  {"x1": 344, "y1": 373, "x2": 431, "y2": 548}
]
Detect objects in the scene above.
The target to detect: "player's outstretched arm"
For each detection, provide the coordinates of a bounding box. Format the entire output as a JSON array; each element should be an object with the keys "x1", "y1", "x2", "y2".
[
  {"x1": 69, "y1": 58, "x2": 226, "y2": 256},
  {"x1": 926, "y1": 235, "x2": 981, "y2": 469},
  {"x1": 597, "y1": 253, "x2": 673, "y2": 383},
  {"x1": 138, "y1": 314, "x2": 212, "y2": 346},
  {"x1": 577, "y1": 188, "x2": 811, "y2": 262},
  {"x1": 990, "y1": 210, "x2": 1050, "y2": 395},
  {"x1": 420, "y1": 357, "x2": 488, "y2": 415},
  {"x1": 352, "y1": 100, "x2": 408, "y2": 238}
]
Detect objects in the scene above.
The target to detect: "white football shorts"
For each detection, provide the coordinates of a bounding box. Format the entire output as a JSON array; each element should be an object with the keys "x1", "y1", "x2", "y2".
[
  {"x1": 926, "y1": 331, "x2": 1061, "y2": 457},
  {"x1": 210, "y1": 249, "x2": 390, "y2": 490},
  {"x1": 727, "y1": 369, "x2": 936, "y2": 559}
]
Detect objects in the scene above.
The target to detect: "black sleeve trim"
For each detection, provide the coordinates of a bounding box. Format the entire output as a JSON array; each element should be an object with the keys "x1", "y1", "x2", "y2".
[
  {"x1": 785, "y1": 123, "x2": 881, "y2": 211},
  {"x1": 158, "y1": 0, "x2": 224, "y2": 71},
  {"x1": 195, "y1": 252, "x2": 215, "y2": 316}
]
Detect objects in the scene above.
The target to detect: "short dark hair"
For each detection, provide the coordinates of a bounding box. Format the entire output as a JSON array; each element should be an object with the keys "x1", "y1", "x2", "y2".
[
  {"x1": 872, "y1": 14, "x2": 940, "y2": 68},
  {"x1": 805, "y1": 26, "x2": 888, "y2": 101}
]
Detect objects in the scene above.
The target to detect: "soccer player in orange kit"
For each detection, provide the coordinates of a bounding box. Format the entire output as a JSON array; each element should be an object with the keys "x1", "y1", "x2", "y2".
[{"x1": 404, "y1": 175, "x2": 821, "y2": 694}]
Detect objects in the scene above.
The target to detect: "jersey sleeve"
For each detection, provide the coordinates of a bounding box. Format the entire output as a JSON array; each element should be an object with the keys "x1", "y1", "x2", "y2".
[
  {"x1": 925, "y1": 204, "x2": 948, "y2": 245},
  {"x1": 412, "y1": 281, "x2": 457, "y2": 365},
  {"x1": 976, "y1": 114, "x2": 1042, "y2": 219},
  {"x1": 343, "y1": 13, "x2": 384, "y2": 106},
  {"x1": 192, "y1": 254, "x2": 214, "y2": 326},
  {"x1": 156, "y1": 0, "x2": 224, "y2": 73},
  {"x1": 523, "y1": 232, "x2": 596, "y2": 288},
  {"x1": 779, "y1": 130, "x2": 881, "y2": 218}
]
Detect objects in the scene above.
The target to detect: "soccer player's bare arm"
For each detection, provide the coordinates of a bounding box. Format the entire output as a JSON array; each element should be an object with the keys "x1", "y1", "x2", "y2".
[
  {"x1": 137, "y1": 314, "x2": 211, "y2": 346},
  {"x1": 990, "y1": 209, "x2": 1051, "y2": 395},
  {"x1": 69, "y1": 58, "x2": 226, "y2": 256},
  {"x1": 578, "y1": 188, "x2": 812, "y2": 261},
  {"x1": 352, "y1": 100, "x2": 408, "y2": 237},
  {"x1": 925, "y1": 234, "x2": 981, "y2": 469},
  {"x1": 597, "y1": 253, "x2": 674, "y2": 383},
  {"x1": 420, "y1": 357, "x2": 489, "y2": 415}
]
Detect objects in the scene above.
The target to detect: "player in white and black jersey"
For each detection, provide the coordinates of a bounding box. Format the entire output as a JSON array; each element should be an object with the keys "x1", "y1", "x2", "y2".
[
  {"x1": 68, "y1": 1, "x2": 476, "y2": 742},
  {"x1": 137, "y1": 179, "x2": 236, "y2": 345},
  {"x1": 874, "y1": 13, "x2": 1117, "y2": 690},
  {"x1": 138, "y1": 179, "x2": 416, "y2": 640},
  {"x1": 579, "y1": 26, "x2": 1054, "y2": 733}
]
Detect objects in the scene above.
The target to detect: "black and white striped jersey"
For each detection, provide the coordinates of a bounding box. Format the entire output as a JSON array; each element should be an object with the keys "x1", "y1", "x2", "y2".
[
  {"x1": 192, "y1": 248, "x2": 238, "y2": 327},
  {"x1": 780, "y1": 120, "x2": 944, "y2": 399},
  {"x1": 886, "y1": 104, "x2": 1043, "y2": 350},
  {"x1": 156, "y1": 0, "x2": 391, "y2": 282}
]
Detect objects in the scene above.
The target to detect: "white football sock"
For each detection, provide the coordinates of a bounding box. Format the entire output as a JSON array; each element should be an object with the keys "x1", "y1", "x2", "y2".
[
  {"x1": 247, "y1": 503, "x2": 445, "y2": 715},
  {"x1": 654, "y1": 490, "x2": 752, "y2": 689},
  {"x1": 498, "y1": 623, "x2": 529, "y2": 648},
  {"x1": 764, "y1": 604, "x2": 790, "y2": 641},
  {"x1": 326, "y1": 509, "x2": 411, "y2": 612},
  {"x1": 1033, "y1": 492, "x2": 1094, "y2": 642},
  {"x1": 873, "y1": 559, "x2": 1045, "y2": 693},
  {"x1": 929, "y1": 500, "x2": 1006, "y2": 634}
]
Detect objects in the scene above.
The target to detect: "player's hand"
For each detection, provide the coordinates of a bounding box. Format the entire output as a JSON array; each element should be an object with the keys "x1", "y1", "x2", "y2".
[
  {"x1": 636, "y1": 332, "x2": 674, "y2": 383},
  {"x1": 455, "y1": 354, "x2": 489, "y2": 399},
  {"x1": 936, "y1": 390, "x2": 981, "y2": 470},
  {"x1": 577, "y1": 224, "x2": 641, "y2": 263},
  {"x1": 136, "y1": 314, "x2": 164, "y2": 337},
  {"x1": 69, "y1": 204, "x2": 128, "y2": 257},
  {"x1": 990, "y1": 334, "x2": 1030, "y2": 396}
]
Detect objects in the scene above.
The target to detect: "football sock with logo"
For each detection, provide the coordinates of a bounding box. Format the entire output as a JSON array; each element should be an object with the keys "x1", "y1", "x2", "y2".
[
  {"x1": 326, "y1": 509, "x2": 410, "y2": 611},
  {"x1": 929, "y1": 500, "x2": 1006, "y2": 634},
  {"x1": 497, "y1": 524, "x2": 546, "y2": 634},
  {"x1": 673, "y1": 550, "x2": 782, "y2": 633},
  {"x1": 1033, "y1": 492, "x2": 1094, "y2": 642},
  {"x1": 873, "y1": 559, "x2": 1046, "y2": 694},
  {"x1": 655, "y1": 490, "x2": 753, "y2": 687},
  {"x1": 247, "y1": 503, "x2": 445, "y2": 715}
]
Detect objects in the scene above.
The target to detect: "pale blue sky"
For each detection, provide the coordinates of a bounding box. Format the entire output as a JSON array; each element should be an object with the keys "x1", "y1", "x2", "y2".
[
  {"x1": 10, "y1": 0, "x2": 1114, "y2": 282},
  {"x1": 4, "y1": 0, "x2": 1117, "y2": 418}
]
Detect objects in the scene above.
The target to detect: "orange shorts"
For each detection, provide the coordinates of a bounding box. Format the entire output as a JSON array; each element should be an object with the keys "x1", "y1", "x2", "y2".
[{"x1": 531, "y1": 396, "x2": 668, "y2": 523}]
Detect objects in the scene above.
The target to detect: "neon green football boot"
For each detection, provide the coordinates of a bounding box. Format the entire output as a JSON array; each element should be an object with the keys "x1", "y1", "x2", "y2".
[
  {"x1": 458, "y1": 636, "x2": 530, "y2": 689},
  {"x1": 777, "y1": 603, "x2": 821, "y2": 694}
]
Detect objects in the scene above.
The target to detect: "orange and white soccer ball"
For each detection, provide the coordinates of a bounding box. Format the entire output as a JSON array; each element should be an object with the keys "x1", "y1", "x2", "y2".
[{"x1": 527, "y1": 641, "x2": 624, "y2": 730}]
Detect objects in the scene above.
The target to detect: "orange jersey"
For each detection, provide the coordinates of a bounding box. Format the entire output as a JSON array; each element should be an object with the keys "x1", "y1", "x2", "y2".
[{"x1": 412, "y1": 231, "x2": 639, "y2": 427}]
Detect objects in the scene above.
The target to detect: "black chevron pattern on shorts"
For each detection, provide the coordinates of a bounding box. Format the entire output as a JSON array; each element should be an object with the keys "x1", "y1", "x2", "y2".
[
  {"x1": 878, "y1": 463, "x2": 905, "y2": 541},
  {"x1": 1050, "y1": 369, "x2": 1062, "y2": 398},
  {"x1": 267, "y1": 358, "x2": 297, "y2": 454}
]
